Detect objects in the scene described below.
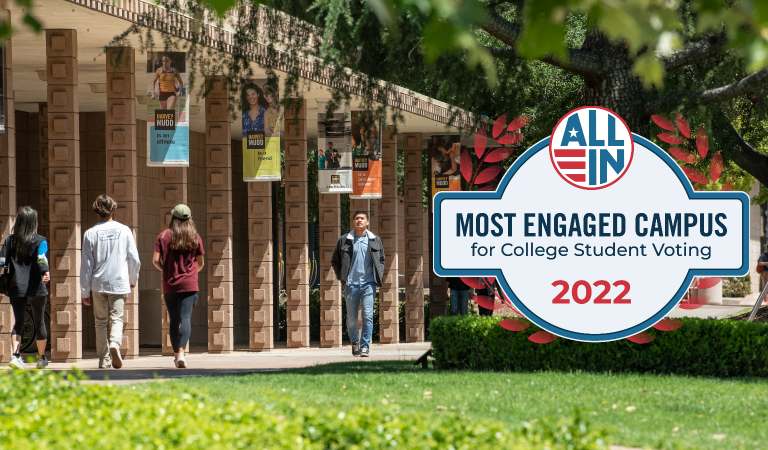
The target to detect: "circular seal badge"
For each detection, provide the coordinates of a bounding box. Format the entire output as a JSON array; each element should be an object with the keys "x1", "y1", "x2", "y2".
[{"x1": 549, "y1": 106, "x2": 634, "y2": 190}]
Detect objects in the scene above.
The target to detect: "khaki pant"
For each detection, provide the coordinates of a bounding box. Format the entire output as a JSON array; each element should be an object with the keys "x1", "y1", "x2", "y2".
[{"x1": 92, "y1": 292, "x2": 125, "y2": 361}]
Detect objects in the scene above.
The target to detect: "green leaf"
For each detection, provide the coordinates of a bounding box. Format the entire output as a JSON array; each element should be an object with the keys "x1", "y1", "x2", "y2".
[
  {"x1": 200, "y1": 0, "x2": 239, "y2": 17},
  {"x1": 516, "y1": 18, "x2": 567, "y2": 60},
  {"x1": 632, "y1": 51, "x2": 665, "y2": 87}
]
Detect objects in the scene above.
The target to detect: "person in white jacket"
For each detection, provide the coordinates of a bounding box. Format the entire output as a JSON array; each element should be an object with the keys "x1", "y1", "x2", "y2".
[{"x1": 80, "y1": 195, "x2": 141, "y2": 369}]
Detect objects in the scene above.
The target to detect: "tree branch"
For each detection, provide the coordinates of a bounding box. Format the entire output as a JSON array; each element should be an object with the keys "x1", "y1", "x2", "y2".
[
  {"x1": 481, "y1": 11, "x2": 522, "y2": 48},
  {"x1": 646, "y1": 69, "x2": 768, "y2": 114},
  {"x1": 656, "y1": 32, "x2": 728, "y2": 72},
  {"x1": 488, "y1": 46, "x2": 601, "y2": 79},
  {"x1": 712, "y1": 111, "x2": 768, "y2": 188}
]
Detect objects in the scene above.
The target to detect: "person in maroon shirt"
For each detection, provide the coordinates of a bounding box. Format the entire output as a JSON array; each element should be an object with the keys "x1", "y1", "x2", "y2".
[{"x1": 153, "y1": 204, "x2": 204, "y2": 368}]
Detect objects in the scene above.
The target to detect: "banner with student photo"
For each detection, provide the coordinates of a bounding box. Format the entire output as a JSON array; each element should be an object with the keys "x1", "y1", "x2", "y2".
[
  {"x1": 350, "y1": 111, "x2": 382, "y2": 199},
  {"x1": 242, "y1": 79, "x2": 281, "y2": 181},
  {"x1": 317, "y1": 102, "x2": 352, "y2": 193},
  {"x1": 429, "y1": 135, "x2": 461, "y2": 206},
  {"x1": 146, "y1": 51, "x2": 189, "y2": 166}
]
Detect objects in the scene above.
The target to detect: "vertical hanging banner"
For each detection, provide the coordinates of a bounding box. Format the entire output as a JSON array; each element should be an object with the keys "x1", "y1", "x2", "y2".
[
  {"x1": 350, "y1": 111, "x2": 382, "y2": 199},
  {"x1": 146, "y1": 51, "x2": 189, "y2": 166},
  {"x1": 429, "y1": 135, "x2": 462, "y2": 206},
  {"x1": 0, "y1": 46, "x2": 5, "y2": 133},
  {"x1": 317, "y1": 102, "x2": 353, "y2": 193},
  {"x1": 242, "y1": 79, "x2": 281, "y2": 181}
]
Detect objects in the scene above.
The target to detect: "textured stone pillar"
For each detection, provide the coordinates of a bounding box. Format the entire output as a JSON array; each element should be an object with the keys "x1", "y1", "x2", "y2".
[
  {"x1": 284, "y1": 100, "x2": 309, "y2": 348},
  {"x1": 159, "y1": 167, "x2": 187, "y2": 355},
  {"x1": 46, "y1": 29, "x2": 81, "y2": 362},
  {"x1": 403, "y1": 133, "x2": 424, "y2": 341},
  {"x1": 0, "y1": 24, "x2": 14, "y2": 362},
  {"x1": 377, "y1": 126, "x2": 399, "y2": 343},
  {"x1": 39, "y1": 103, "x2": 49, "y2": 239},
  {"x1": 319, "y1": 194, "x2": 341, "y2": 347},
  {"x1": 204, "y1": 76, "x2": 233, "y2": 353},
  {"x1": 248, "y1": 181, "x2": 273, "y2": 351},
  {"x1": 105, "y1": 48, "x2": 139, "y2": 359}
]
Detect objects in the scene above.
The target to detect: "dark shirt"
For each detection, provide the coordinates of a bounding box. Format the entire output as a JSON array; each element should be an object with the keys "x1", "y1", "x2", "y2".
[{"x1": 447, "y1": 277, "x2": 470, "y2": 291}]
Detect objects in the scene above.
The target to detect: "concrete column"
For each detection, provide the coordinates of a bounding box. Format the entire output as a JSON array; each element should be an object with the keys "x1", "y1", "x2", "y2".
[
  {"x1": 105, "y1": 48, "x2": 139, "y2": 359},
  {"x1": 39, "y1": 103, "x2": 49, "y2": 239},
  {"x1": 159, "y1": 167, "x2": 187, "y2": 355},
  {"x1": 0, "y1": 23, "x2": 14, "y2": 363},
  {"x1": 284, "y1": 100, "x2": 309, "y2": 348},
  {"x1": 248, "y1": 181, "x2": 273, "y2": 350},
  {"x1": 46, "y1": 29, "x2": 81, "y2": 362},
  {"x1": 403, "y1": 133, "x2": 424, "y2": 341},
  {"x1": 319, "y1": 194, "x2": 341, "y2": 347},
  {"x1": 204, "y1": 76, "x2": 233, "y2": 353},
  {"x1": 378, "y1": 126, "x2": 399, "y2": 343}
]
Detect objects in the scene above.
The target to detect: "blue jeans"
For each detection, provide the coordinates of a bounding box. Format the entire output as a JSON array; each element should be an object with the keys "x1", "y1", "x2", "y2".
[
  {"x1": 345, "y1": 282, "x2": 376, "y2": 349},
  {"x1": 450, "y1": 289, "x2": 470, "y2": 316}
]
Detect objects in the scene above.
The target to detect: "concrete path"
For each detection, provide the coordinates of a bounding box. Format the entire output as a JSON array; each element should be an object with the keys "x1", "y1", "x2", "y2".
[
  {"x1": 43, "y1": 342, "x2": 432, "y2": 385},
  {"x1": 665, "y1": 304, "x2": 748, "y2": 320}
]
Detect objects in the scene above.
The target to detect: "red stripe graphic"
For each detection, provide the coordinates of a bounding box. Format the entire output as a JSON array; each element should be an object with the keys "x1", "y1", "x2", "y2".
[
  {"x1": 557, "y1": 161, "x2": 585, "y2": 170},
  {"x1": 566, "y1": 174, "x2": 586, "y2": 182},
  {"x1": 554, "y1": 149, "x2": 585, "y2": 157}
]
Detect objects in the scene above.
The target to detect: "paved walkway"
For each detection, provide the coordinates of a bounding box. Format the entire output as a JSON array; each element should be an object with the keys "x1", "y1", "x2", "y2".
[
  {"x1": 45, "y1": 342, "x2": 432, "y2": 384},
  {"x1": 666, "y1": 304, "x2": 750, "y2": 319}
]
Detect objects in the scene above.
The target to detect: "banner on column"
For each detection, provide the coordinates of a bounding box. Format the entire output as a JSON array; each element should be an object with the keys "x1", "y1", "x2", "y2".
[
  {"x1": 242, "y1": 79, "x2": 281, "y2": 181},
  {"x1": 350, "y1": 111, "x2": 382, "y2": 199},
  {"x1": 318, "y1": 102, "x2": 353, "y2": 193},
  {"x1": 0, "y1": 47, "x2": 5, "y2": 133},
  {"x1": 429, "y1": 135, "x2": 462, "y2": 206},
  {"x1": 146, "y1": 51, "x2": 189, "y2": 167}
]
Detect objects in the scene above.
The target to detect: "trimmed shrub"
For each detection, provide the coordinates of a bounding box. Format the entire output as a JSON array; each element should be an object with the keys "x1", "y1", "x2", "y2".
[
  {"x1": 430, "y1": 316, "x2": 768, "y2": 377},
  {"x1": 0, "y1": 370, "x2": 610, "y2": 450}
]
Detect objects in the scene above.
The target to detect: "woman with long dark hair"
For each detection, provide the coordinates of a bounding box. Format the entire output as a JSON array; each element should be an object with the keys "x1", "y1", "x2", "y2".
[
  {"x1": 1, "y1": 207, "x2": 50, "y2": 369},
  {"x1": 242, "y1": 83, "x2": 271, "y2": 138},
  {"x1": 153, "y1": 204, "x2": 204, "y2": 368}
]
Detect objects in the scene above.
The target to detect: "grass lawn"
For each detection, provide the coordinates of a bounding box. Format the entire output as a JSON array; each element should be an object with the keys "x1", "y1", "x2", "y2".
[{"x1": 140, "y1": 360, "x2": 768, "y2": 450}]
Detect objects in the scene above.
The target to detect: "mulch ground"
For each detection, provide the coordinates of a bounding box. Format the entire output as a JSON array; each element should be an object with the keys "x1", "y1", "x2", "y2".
[{"x1": 727, "y1": 304, "x2": 768, "y2": 321}]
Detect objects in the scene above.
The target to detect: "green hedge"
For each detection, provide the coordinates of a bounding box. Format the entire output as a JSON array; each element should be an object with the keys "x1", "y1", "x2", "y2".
[
  {"x1": 430, "y1": 316, "x2": 768, "y2": 377},
  {"x1": 0, "y1": 370, "x2": 610, "y2": 450}
]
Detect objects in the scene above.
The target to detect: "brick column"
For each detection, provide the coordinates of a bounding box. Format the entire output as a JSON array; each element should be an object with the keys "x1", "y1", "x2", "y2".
[
  {"x1": 39, "y1": 103, "x2": 49, "y2": 239},
  {"x1": 403, "y1": 133, "x2": 424, "y2": 341},
  {"x1": 0, "y1": 24, "x2": 14, "y2": 363},
  {"x1": 46, "y1": 29, "x2": 81, "y2": 362},
  {"x1": 204, "y1": 76, "x2": 233, "y2": 353},
  {"x1": 319, "y1": 194, "x2": 341, "y2": 347},
  {"x1": 284, "y1": 100, "x2": 309, "y2": 348},
  {"x1": 248, "y1": 181, "x2": 273, "y2": 350},
  {"x1": 105, "y1": 48, "x2": 139, "y2": 359},
  {"x1": 159, "y1": 167, "x2": 187, "y2": 355},
  {"x1": 378, "y1": 126, "x2": 399, "y2": 343}
]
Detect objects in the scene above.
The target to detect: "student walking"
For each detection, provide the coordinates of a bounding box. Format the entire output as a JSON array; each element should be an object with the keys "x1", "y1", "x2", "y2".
[
  {"x1": 153, "y1": 204, "x2": 204, "y2": 368},
  {"x1": 2, "y1": 207, "x2": 51, "y2": 369},
  {"x1": 81, "y1": 195, "x2": 141, "y2": 369},
  {"x1": 331, "y1": 209, "x2": 385, "y2": 357}
]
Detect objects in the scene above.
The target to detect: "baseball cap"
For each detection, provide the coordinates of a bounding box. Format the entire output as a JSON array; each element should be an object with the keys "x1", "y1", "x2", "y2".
[{"x1": 171, "y1": 204, "x2": 192, "y2": 220}]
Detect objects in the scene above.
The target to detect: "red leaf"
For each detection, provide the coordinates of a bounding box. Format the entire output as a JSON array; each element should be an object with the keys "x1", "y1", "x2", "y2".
[
  {"x1": 679, "y1": 295, "x2": 709, "y2": 310},
  {"x1": 474, "y1": 128, "x2": 487, "y2": 159},
  {"x1": 710, "y1": 151, "x2": 723, "y2": 182},
  {"x1": 507, "y1": 115, "x2": 531, "y2": 132},
  {"x1": 497, "y1": 132, "x2": 524, "y2": 145},
  {"x1": 721, "y1": 179, "x2": 734, "y2": 191},
  {"x1": 669, "y1": 147, "x2": 699, "y2": 163},
  {"x1": 696, "y1": 277, "x2": 722, "y2": 290},
  {"x1": 627, "y1": 332, "x2": 655, "y2": 344},
  {"x1": 658, "y1": 132, "x2": 686, "y2": 145},
  {"x1": 696, "y1": 127, "x2": 709, "y2": 158},
  {"x1": 484, "y1": 148, "x2": 515, "y2": 163},
  {"x1": 653, "y1": 318, "x2": 683, "y2": 331},
  {"x1": 651, "y1": 115, "x2": 676, "y2": 131},
  {"x1": 481, "y1": 277, "x2": 496, "y2": 286},
  {"x1": 500, "y1": 318, "x2": 530, "y2": 331},
  {"x1": 460, "y1": 150, "x2": 472, "y2": 183},
  {"x1": 460, "y1": 277, "x2": 485, "y2": 289},
  {"x1": 528, "y1": 331, "x2": 558, "y2": 344},
  {"x1": 474, "y1": 295, "x2": 504, "y2": 310},
  {"x1": 676, "y1": 113, "x2": 691, "y2": 138},
  {"x1": 682, "y1": 166, "x2": 708, "y2": 184},
  {"x1": 478, "y1": 185, "x2": 495, "y2": 191},
  {"x1": 474, "y1": 166, "x2": 503, "y2": 185},
  {"x1": 493, "y1": 113, "x2": 507, "y2": 139}
]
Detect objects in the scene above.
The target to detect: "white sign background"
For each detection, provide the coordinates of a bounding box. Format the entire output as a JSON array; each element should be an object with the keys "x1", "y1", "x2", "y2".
[{"x1": 434, "y1": 133, "x2": 749, "y2": 342}]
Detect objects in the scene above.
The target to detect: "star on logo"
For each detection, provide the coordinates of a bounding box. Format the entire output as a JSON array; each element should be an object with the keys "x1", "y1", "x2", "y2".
[{"x1": 568, "y1": 128, "x2": 578, "y2": 138}]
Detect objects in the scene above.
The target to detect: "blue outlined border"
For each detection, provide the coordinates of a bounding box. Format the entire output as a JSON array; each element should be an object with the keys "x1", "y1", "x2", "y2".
[{"x1": 433, "y1": 133, "x2": 750, "y2": 342}]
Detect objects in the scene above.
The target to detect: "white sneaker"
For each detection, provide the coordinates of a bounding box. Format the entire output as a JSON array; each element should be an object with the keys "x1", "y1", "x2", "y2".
[
  {"x1": 9, "y1": 356, "x2": 25, "y2": 370},
  {"x1": 99, "y1": 359, "x2": 112, "y2": 369},
  {"x1": 176, "y1": 353, "x2": 187, "y2": 369},
  {"x1": 36, "y1": 355, "x2": 48, "y2": 369},
  {"x1": 109, "y1": 347, "x2": 123, "y2": 369}
]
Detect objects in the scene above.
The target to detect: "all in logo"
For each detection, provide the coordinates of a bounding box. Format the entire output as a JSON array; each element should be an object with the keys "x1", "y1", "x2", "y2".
[{"x1": 550, "y1": 107, "x2": 634, "y2": 190}]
